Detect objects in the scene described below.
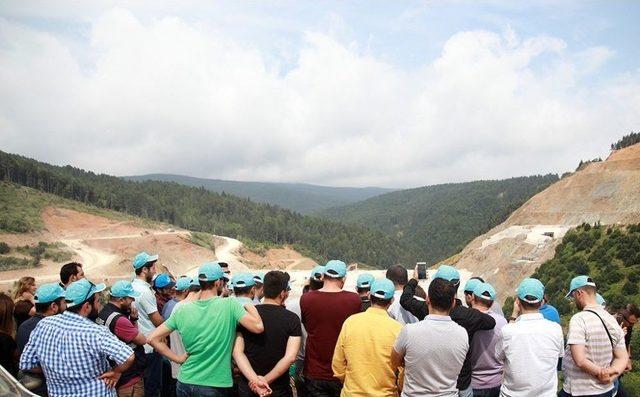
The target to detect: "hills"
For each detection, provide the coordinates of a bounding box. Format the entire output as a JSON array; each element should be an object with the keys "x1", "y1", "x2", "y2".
[
  {"x1": 452, "y1": 142, "x2": 640, "y2": 301},
  {"x1": 319, "y1": 175, "x2": 559, "y2": 264},
  {"x1": 0, "y1": 150, "x2": 408, "y2": 268},
  {"x1": 124, "y1": 174, "x2": 394, "y2": 214}
]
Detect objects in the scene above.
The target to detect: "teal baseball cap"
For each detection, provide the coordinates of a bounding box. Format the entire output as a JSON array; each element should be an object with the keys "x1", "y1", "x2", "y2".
[
  {"x1": 65, "y1": 279, "x2": 106, "y2": 307},
  {"x1": 473, "y1": 282, "x2": 496, "y2": 301},
  {"x1": 324, "y1": 260, "x2": 347, "y2": 279},
  {"x1": 198, "y1": 262, "x2": 224, "y2": 282},
  {"x1": 175, "y1": 277, "x2": 192, "y2": 292},
  {"x1": 310, "y1": 265, "x2": 325, "y2": 281},
  {"x1": 356, "y1": 273, "x2": 375, "y2": 289},
  {"x1": 370, "y1": 278, "x2": 395, "y2": 300},
  {"x1": 596, "y1": 293, "x2": 606, "y2": 306},
  {"x1": 253, "y1": 274, "x2": 264, "y2": 284},
  {"x1": 566, "y1": 275, "x2": 596, "y2": 298},
  {"x1": 190, "y1": 277, "x2": 200, "y2": 287},
  {"x1": 110, "y1": 280, "x2": 141, "y2": 299},
  {"x1": 133, "y1": 252, "x2": 159, "y2": 270},
  {"x1": 464, "y1": 278, "x2": 483, "y2": 293},
  {"x1": 34, "y1": 283, "x2": 65, "y2": 304},
  {"x1": 516, "y1": 278, "x2": 545, "y2": 303},
  {"x1": 231, "y1": 273, "x2": 256, "y2": 288},
  {"x1": 153, "y1": 273, "x2": 175, "y2": 289},
  {"x1": 434, "y1": 265, "x2": 460, "y2": 283}
]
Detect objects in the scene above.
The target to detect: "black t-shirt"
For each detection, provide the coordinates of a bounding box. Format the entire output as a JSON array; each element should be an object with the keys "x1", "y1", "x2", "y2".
[
  {"x1": 17, "y1": 314, "x2": 44, "y2": 354},
  {"x1": 0, "y1": 332, "x2": 18, "y2": 377},
  {"x1": 239, "y1": 304, "x2": 302, "y2": 387}
]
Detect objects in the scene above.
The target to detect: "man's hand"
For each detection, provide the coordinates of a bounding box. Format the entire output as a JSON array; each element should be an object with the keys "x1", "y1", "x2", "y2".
[
  {"x1": 249, "y1": 376, "x2": 272, "y2": 397},
  {"x1": 129, "y1": 305, "x2": 139, "y2": 319},
  {"x1": 596, "y1": 367, "x2": 618, "y2": 384},
  {"x1": 511, "y1": 299, "x2": 522, "y2": 320},
  {"x1": 626, "y1": 359, "x2": 633, "y2": 372},
  {"x1": 412, "y1": 265, "x2": 419, "y2": 281},
  {"x1": 98, "y1": 370, "x2": 121, "y2": 389}
]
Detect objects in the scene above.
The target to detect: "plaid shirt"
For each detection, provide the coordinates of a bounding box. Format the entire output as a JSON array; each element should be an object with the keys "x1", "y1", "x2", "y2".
[{"x1": 19, "y1": 311, "x2": 134, "y2": 397}]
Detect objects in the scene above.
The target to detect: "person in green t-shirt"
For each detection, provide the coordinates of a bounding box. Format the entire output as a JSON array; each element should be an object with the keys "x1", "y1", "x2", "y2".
[{"x1": 148, "y1": 261, "x2": 265, "y2": 397}]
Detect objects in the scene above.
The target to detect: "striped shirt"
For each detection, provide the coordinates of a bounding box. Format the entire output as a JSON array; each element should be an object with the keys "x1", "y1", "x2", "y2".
[
  {"x1": 19, "y1": 311, "x2": 134, "y2": 397},
  {"x1": 562, "y1": 305, "x2": 626, "y2": 395}
]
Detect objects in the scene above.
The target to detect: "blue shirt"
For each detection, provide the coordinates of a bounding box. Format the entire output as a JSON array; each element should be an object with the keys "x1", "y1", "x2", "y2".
[
  {"x1": 162, "y1": 298, "x2": 179, "y2": 320},
  {"x1": 19, "y1": 311, "x2": 133, "y2": 397},
  {"x1": 539, "y1": 304, "x2": 561, "y2": 324}
]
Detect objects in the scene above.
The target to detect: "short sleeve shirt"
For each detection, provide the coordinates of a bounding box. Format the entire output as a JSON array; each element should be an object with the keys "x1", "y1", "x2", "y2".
[
  {"x1": 562, "y1": 306, "x2": 626, "y2": 395},
  {"x1": 131, "y1": 279, "x2": 159, "y2": 353},
  {"x1": 239, "y1": 304, "x2": 302, "y2": 387},
  {"x1": 114, "y1": 316, "x2": 139, "y2": 343},
  {"x1": 165, "y1": 297, "x2": 246, "y2": 387}
]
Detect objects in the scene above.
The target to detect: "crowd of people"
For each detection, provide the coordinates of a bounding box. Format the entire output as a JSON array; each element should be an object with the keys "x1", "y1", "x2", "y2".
[{"x1": 0, "y1": 255, "x2": 638, "y2": 397}]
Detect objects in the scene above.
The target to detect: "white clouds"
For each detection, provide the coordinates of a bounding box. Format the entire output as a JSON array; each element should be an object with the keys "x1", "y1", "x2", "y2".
[{"x1": 0, "y1": 8, "x2": 639, "y2": 188}]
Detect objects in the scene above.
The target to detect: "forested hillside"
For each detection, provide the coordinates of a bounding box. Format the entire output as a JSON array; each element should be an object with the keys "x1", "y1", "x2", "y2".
[
  {"x1": 0, "y1": 150, "x2": 409, "y2": 267},
  {"x1": 533, "y1": 223, "x2": 640, "y2": 315},
  {"x1": 124, "y1": 174, "x2": 393, "y2": 214},
  {"x1": 319, "y1": 175, "x2": 558, "y2": 264}
]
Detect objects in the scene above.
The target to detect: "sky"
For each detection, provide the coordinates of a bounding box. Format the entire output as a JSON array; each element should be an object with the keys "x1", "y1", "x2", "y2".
[{"x1": 1, "y1": 1, "x2": 639, "y2": 189}]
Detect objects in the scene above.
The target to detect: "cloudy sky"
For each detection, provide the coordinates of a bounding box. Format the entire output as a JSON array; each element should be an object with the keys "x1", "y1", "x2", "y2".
[{"x1": 1, "y1": 1, "x2": 639, "y2": 188}]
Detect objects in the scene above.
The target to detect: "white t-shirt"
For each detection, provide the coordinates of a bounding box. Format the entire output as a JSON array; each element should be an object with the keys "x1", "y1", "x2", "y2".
[
  {"x1": 394, "y1": 314, "x2": 468, "y2": 397},
  {"x1": 562, "y1": 306, "x2": 626, "y2": 395},
  {"x1": 131, "y1": 278, "x2": 159, "y2": 353},
  {"x1": 388, "y1": 290, "x2": 419, "y2": 325},
  {"x1": 495, "y1": 313, "x2": 564, "y2": 397}
]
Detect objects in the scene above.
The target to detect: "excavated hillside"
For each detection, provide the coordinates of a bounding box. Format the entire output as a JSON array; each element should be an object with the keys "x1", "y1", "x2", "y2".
[{"x1": 452, "y1": 143, "x2": 640, "y2": 301}]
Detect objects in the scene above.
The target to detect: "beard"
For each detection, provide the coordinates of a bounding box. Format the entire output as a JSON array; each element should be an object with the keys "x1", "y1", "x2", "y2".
[{"x1": 88, "y1": 303, "x2": 99, "y2": 321}]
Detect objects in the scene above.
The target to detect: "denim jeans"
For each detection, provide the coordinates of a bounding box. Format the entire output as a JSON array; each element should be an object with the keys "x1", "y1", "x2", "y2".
[
  {"x1": 473, "y1": 386, "x2": 500, "y2": 397},
  {"x1": 144, "y1": 352, "x2": 163, "y2": 397},
  {"x1": 304, "y1": 377, "x2": 342, "y2": 397},
  {"x1": 558, "y1": 389, "x2": 615, "y2": 397},
  {"x1": 176, "y1": 381, "x2": 230, "y2": 397},
  {"x1": 458, "y1": 384, "x2": 474, "y2": 397}
]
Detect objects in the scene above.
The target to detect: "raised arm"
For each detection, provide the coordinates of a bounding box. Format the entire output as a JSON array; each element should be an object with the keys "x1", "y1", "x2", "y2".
[{"x1": 399, "y1": 279, "x2": 428, "y2": 320}]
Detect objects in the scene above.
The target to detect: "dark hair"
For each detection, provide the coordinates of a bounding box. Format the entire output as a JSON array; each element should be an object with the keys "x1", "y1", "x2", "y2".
[
  {"x1": 309, "y1": 278, "x2": 323, "y2": 291},
  {"x1": 199, "y1": 278, "x2": 217, "y2": 291},
  {"x1": 263, "y1": 271, "x2": 289, "y2": 299},
  {"x1": 189, "y1": 284, "x2": 201, "y2": 292},
  {"x1": 66, "y1": 293, "x2": 97, "y2": 314},
  {"x1": 233, "y1": 286, "x2": 253, "y2": 296},
  {"x1": 60, "y1": 262, "x2": 83, "y2": 284},
  {"x1": 0, "y1": 293, "x2": 15, "y2": 337},
  {"x1": 370, "y1": 296, "x2": 392, "y2": 307},
  {"x1": 428, "y1": 278, "x2": 456, "y2": 312},
  {"x1": 518, "y1": 298, "x2": 542, "y2": 310},
  {"x1": 626, "y1": 304, "x2": 640, "y2": 318},
  {"x1": 135, "y1": 261, "x2": 156, "y2": 276},
  {"x1": 34, "y1": 297, "x2": 65, "y2": 314},
  {"x1": 386, "y1": 265, "x2": 408, "y2": 286},
  {"x1": 357, "y1": 287, "x2": 370, "y2": 294}
]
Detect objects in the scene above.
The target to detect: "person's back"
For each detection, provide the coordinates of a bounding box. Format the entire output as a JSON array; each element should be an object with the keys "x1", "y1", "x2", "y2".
[
  {"x1": 468, "y1": 283, "x2": 507, "y2": 396},
  {"x1": 496, "y1": 278, "x2": 564, "y2": 397},
  {"x1": 393, "y1": 278, "x2": 469, "y2": 397},
  {"x1": 561, "y1": 276, "x2": 627, "y2": 397},
  {"x1": 300, "y1": 260, "x2": 361, "y2": 397},
  {"x1": 332, "y1": 278, "x2": 402, "y2": 397},
  {"x1": 168, "y1": 296, "x2": 246, "y2": 387}
]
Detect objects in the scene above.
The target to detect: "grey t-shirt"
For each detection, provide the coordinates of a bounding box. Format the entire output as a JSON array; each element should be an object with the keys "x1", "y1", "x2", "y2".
[{"x1": 394, "y1": 314, "x2": 469, "y2": 397}]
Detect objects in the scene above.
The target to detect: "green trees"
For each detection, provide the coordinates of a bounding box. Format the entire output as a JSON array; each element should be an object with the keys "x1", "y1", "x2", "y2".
[
  {"x1": 0, "y1": 150, "x2": 409, "y2": 268},
  {"x1": 532, "y1": 223, "x2": 640, "y2": 316},
  {"x1": 611, "y1": 132, "x2": 640, "y2": 150}
]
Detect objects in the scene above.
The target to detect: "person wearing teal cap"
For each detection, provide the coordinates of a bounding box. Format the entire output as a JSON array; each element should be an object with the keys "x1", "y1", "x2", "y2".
[
  {"x1": 233, "y1": 270, "x2": 301, "y2": 397},
  {"x1": 310, "y1": 265, "x2": 325, "y2": 282},
  {"x1": 356, "y1": 273, "x2": 375, "y2": 311},
  {"x1": 130, "y1": 251, "x2": 164, "y2": 397},
  {"x1": 561, "y1": 276, "x2": 628, "y2": 397},
  {"x1": 252, "y1": 273, "x2": 265, "y2": 304},
  {"x1": 333, "y1": 278, "x2": 402, "y2": 396},
  {"x1": 596, "y1": 293, "x2": 606, "y2": 307},
  {"x1": 400, "y1": 264, "x2": 495, "y2": 395},
  {"x1": 300, "y1": 260, "x2": 361, "y2": 396},
  {"x1": 468, "y1": 282, "x2": 506, "y2": 397},
  {"x1": 96, "y1": 280, "x2": 147, "y2": 395},
  {"x1": 231, "y1": 273, "x2": 256, "y2": 305},
  {"x1": 148, "y1": 261, "x2": 264, "y2": 397},
  {"x1": 163, "y1": 276, "x2": 192, "y2": 320},
  {"x1": 19, "y1": 279, "x2": 135, "y2": 397},
  {"x1": 463, "y1": 277, "x2": 484, "y2": 307},
  {"x1": 496, "y1": 278, "x2": 563, "y2": 397}
]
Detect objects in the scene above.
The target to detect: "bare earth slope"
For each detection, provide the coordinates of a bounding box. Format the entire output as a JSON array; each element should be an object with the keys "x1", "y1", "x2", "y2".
[{"x1": 451, "y1": 143, "x2": 640, "y2": 300}]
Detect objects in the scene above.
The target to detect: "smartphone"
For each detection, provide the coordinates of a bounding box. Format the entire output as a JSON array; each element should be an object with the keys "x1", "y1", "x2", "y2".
[{"x1": 416, "y1": 262, "x2": 428, "y2": 280}]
